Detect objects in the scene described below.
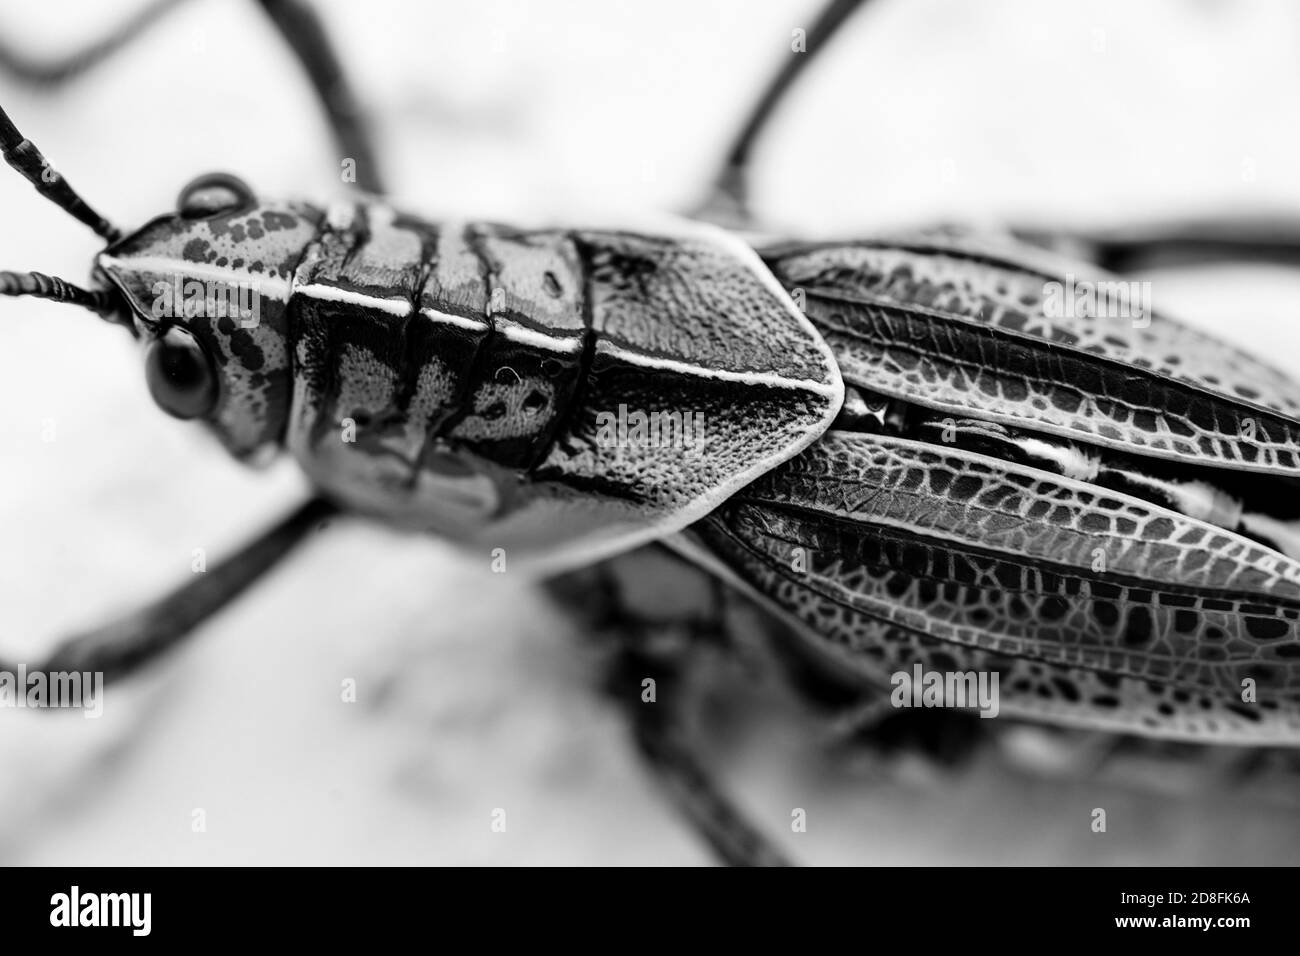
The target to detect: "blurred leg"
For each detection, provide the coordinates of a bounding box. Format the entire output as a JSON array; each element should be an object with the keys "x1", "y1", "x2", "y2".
[
  {"x1": 547, "y1": 548, "x2": 794, "y2": 867},
  {"x1": 0, "y1": 0, "x2": 191, "y2": 86},
  {"x1": 690, "y1": 0, "x2": 1300, "y2": 269},
  {"x1": 0, "y1": 0, "x2": 385, "y2": 193},
  {"x1": 694, "y1": 0, "x2": 871, "y2": 226},
  {"x1": 2, "y1": 497, "x2": 336, "y2": 686},
  {"x1": 256, "y1": 0, "x2": 386, "y2": 193},
  {"x1": 610, "y1": 643, "x2": 793, "y2": 867},
  {"x1": 1011, "y1": 219, "x2": 1300, "y2": 272}
]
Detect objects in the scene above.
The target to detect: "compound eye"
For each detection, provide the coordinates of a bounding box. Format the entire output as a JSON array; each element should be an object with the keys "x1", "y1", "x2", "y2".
[
  {"x1": 177, "y1": 172, "x2": 254, "y2": 218},
  {"x1": 145, "y1": 327, "x2": 218, "y2": 419}
]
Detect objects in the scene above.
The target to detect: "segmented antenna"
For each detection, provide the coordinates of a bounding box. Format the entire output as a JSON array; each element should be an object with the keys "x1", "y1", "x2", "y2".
[
  {"x1": 0, "y1": 104, "x2": 121, "y2": 241},
  {"x1": 0, "y1": 270, "x2": 118, "y2": 317}
]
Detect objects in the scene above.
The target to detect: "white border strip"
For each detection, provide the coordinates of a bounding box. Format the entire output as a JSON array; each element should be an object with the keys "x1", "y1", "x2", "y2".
[
  {"x1": 599, "y1": 340, "x2": 843, "y2": 396},
  {"x1": 97, "y1": 255, "x2": 293, "y2": 301}
]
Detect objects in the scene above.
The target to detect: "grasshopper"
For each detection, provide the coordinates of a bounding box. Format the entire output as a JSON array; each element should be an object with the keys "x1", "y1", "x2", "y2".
[{"x1": 3, "y1": 0, "x2": 1300, "y2": 866}]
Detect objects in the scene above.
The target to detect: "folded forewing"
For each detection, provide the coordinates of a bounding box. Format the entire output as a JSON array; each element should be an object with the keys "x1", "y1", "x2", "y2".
[
  {"x1": 692, "y1": 432, "x2": 1300, "y2": 743},
  {"x1": 763, "y1": 240, "x2": 1300, "y2": 475}
]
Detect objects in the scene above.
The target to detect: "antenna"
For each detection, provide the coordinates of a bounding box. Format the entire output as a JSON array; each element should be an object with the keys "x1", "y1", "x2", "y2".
[
  {"x1": 0, "y1": 270, "x2": 119, "y2": 317},
  {"x1": 0, "y1": 103, "x2": 121, "y2": 241}
]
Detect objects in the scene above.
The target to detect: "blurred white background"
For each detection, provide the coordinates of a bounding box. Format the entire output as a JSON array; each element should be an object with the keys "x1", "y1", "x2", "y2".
[{"x1": 2, "y1": 0, "x2": 1300, "y2": 865}]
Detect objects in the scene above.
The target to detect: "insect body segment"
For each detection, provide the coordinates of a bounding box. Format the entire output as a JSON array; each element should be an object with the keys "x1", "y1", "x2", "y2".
[
  {"x1": 95, "y1": 186, "x2": 844, "y2": 567},
  {"x1": 285, "y1": 204, "x2": 844, "y2": 566}
]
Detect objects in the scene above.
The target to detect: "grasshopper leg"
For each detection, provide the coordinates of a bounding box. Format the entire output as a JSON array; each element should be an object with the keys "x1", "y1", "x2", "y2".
[
  {"x1": 0, "y1": 0, "x2": 192, "y2": 86},
  {"x1": 694, "y1": 0, "x2": 871, "y2": 226},
  {"x1": 1011, "y1": 219, "x2": 1300, "y2": 272},
  {"x1": 610, "y1": 645, "x2": 793, "y2": 867},
  {"x1": 693, "y1": 0, "x2": 1300, "y2": 269},
  {"x1": 2, "y1": 496, "x2": 336, "y2": 687},
  {"x1": 0, "y1": 0, "x2": 385, "y2": 194},
  {"x1": 255, "y1": 0, "x2": 386, "y2": 194},
  {"x1": 547, "y1": 548, "x2": 795, "y2": 867}
]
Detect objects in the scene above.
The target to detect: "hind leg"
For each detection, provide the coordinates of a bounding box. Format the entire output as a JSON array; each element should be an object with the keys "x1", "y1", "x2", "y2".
[{"x1": 545, "y1": 545, "x2": 794, "y2": 866}]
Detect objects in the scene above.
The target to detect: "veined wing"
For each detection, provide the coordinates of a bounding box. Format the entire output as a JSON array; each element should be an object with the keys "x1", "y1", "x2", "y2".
[
  {"x1": 688, "y1": 431, "x2": 1300, "y2": 743},
  {"x1": 762, "y1": 238, "x2": 1300, "y2": 475}
]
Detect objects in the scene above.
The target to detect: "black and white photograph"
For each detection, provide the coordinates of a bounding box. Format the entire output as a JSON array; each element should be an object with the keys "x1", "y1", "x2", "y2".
[{"x1": 0, "y1": 0, "x2": 1295, "y2": 909}]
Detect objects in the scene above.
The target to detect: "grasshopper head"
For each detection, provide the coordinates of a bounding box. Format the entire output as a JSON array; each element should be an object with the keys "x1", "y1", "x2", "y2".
[
  {"x1": 94, "y1": 174, "x2": 322, "y2": 462},
  {"x1": 0, "y1": 108, "x2": 320, "y2": 462}
]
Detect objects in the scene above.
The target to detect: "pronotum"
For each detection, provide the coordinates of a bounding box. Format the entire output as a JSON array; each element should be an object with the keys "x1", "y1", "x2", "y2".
[{"x1": 2, "y1": 0, "x2": 1299, "y2": 866}]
